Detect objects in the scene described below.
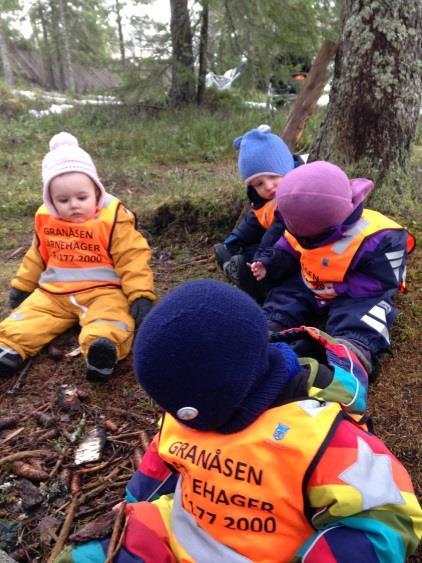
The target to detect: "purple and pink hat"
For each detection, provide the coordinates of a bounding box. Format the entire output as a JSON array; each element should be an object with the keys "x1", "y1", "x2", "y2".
[{"x1": 276, "y1": 161, "x2": 374, "y2": 237}]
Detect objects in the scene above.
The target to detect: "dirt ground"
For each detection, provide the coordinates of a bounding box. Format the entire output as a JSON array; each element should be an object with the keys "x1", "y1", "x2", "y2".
[{"x1": 0, "y1": 234, "x2": 420, "y2": 561}]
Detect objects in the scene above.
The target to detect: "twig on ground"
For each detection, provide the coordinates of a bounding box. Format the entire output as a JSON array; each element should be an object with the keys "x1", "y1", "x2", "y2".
[
  {"x1": 139, "y1": 430, "x2": 150, "y2": 452},
  {"x1": 0, "y1": 427, "x2": 24, "y2": 445},
  {"x1": 105, "y1": 501, "x2": 126, "y2": 563},
  {"x1": 76, "y1": 498, "x2": 120, "y2": 519},
  {"x1": 0, "y1": 449, "x2": 50, "y2": 465},
  {"x1": 49, "y1": 445, "x2": 69, "y2": 479},
  {"x1": 6, "y1": 358, "x2": 34, "y2": 394},
  {"x1": 47, "y1": 494, "x2": 81, "y2": 563}
]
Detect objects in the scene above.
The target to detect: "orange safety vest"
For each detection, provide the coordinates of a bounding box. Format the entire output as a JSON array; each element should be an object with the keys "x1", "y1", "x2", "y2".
[
  {"x1": 285, "y1": 209, "x2": 415, "y2": 300},
  {"x1": 35, "y1": 194, "x2": 122, "y2": 294},
  {"x1": 252, "y1": 198, "x2": 278, "y2": 230},
  {"x1": 158, "y1": 400, "x2": 343, "y2": 562}
]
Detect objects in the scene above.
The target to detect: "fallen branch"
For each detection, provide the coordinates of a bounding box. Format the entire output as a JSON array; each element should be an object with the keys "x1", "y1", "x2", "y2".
[
  {"x1": 83, "y1": 479, "x2": 128, "y2": 502},
  {"x1": 0, "y1": 427, "x2": 24, "y2": 445},
  {"x1": 7, "y1": 358, "x2": 34, "y2": 394},
  {"x1": 0, "y1": 449, "x2": 50, "y2": 465},
  {"x1": 105, "y1": 501, "x2": 126, "y2": 563},
  {"x1": 76, "y1": 498, "x2": 120, "y2": 519},
  {"x1": 49, "y1": 444, "x2": 69, "y2": 479},
  {"x1": 47, "y1": 494, "x2": 81, "y2": 563}
]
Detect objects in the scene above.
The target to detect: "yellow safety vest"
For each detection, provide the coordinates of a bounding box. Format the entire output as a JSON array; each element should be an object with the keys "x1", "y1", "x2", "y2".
[
  {"x1": 35, "y1": 194, "x2": 122, "y2": 294},
  {"x1": 158, "y1": 400, "x2": 343, "y2": 562},
  {"x1": 252, "y1": 199, "x2": 278, "y2": 230},
  {"x1": 285, "y1": 209, "x2": 414, "y2": 300}
]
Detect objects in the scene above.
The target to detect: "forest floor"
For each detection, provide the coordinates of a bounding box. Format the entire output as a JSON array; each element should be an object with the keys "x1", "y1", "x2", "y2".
[{"x1": 0, "y1": 214, "x2": 420, "y2": 562}]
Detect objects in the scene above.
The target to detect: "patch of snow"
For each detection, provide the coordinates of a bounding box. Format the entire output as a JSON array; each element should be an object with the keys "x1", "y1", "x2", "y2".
[
  {"x1": 13, "y1": 89, "x2": 123, "y2": 118},
  {"x1": 29, "y1": 104, "x2": 74, "y2": 118},
  {"x1": 243, "y1": 100, "x2": 276, "y2": 111}
]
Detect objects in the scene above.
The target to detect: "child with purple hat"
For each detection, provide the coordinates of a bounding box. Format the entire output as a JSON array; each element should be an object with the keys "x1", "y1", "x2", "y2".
[
  {"x1": 250, "y1": 161, "x2": 415, "y2": 378},
  {"x1": 0, "y1": 132, "x2": 156, "y2": 382}
]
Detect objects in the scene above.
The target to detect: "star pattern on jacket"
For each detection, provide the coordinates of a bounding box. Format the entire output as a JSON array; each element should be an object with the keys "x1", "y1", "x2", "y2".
[{"x1": 339, "y1": 436, "x2": 405, "y2": 510}]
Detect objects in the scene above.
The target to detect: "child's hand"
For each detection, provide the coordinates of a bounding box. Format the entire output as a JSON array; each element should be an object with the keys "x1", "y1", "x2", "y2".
[{"x1": 248, "y1": 261, "x2": 267, "y2": 281}]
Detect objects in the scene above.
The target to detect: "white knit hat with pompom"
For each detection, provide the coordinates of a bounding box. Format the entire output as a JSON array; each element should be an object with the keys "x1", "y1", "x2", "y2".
[{"x1": 41, "y1": 132, "x2": 106, "y2": 217}]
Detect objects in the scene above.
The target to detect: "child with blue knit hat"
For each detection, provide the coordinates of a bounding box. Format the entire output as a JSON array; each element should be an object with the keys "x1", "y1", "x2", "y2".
[
  {"x1": 64, "y1": 279, "x2": 421, "y2": 563},
  {"x1": 214, "y1": 124, "x2": 302, "y2": 302}
]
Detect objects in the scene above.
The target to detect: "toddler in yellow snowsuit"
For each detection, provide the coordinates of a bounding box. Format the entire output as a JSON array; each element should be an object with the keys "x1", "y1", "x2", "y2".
[{"x1": 0, "y1": 132, "x2": 156, "y2": 382}]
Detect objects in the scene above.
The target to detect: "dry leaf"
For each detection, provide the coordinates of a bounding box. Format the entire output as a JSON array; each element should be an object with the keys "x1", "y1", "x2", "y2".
[
  {"x1": 11, "y1": 461, "x2": 49, "y2": 481},
  {"x1": 70, "y1": 472, "x2": 81, "y2": 494},
  {"x1": 103, "y1": 419, "x2": 118, "y2": 433},
  {"x1": 69, "y1": 511, "x2": 115, "y2": 543}
]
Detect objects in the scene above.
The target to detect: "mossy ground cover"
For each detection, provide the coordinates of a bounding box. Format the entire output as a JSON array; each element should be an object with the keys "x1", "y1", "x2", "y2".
[{"x1": 0, "y1": 94, "x2": 420, "y2": 558}]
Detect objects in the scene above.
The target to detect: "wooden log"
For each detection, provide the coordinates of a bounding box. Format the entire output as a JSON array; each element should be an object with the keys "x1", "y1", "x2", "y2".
[{"x1": 280, "y1": 40, "x2": 337, "y2": 152}]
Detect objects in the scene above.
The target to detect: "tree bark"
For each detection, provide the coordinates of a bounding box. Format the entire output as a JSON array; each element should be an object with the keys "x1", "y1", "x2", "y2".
[
  {"x1": 169, "y1": 0, "x2": 195, "y2": 107},
  {"x1": 115, "y1": 0, "x2": 125, "y2": 64},
  {"x1": 197, "y1": 0, "x2": 209, "y2": 105},
  {"x1": 0, "y1": 17, "x2": 14, "y2": 88},
  {"x1": 50, "y1": 0, "x2": 66, "y2": 90},
  {"x1": 38, "y1": 1, "x2": 56, "y2": 90},
  {"x1": 58, "y1": 0, "x2": 75, "y2": 91},
  {"x1": 309, "y1": 1, "x2": 421, "y2": 211}
]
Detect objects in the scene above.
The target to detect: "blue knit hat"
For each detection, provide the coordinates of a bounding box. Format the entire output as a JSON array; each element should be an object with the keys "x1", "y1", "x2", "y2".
[
  {"x1": 233, "y1": 124, "x2": 294, "y2": 184},
  {"x1": 133, "y1": 279, "x2": 300, "y2": 434}
]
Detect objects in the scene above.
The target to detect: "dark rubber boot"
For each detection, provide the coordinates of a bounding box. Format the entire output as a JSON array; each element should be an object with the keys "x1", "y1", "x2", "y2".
[
  {"x1": 0, "y1": 347, "x2": 24, "y2": 379},
  {"x1": 213, "y1": 243, "x2": 234, "y2": 271},
  {"x1": 86, "y1": 338, "x2": 117, "y2": 383}
]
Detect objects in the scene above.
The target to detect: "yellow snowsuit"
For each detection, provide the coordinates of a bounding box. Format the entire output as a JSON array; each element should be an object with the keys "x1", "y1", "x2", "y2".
[{"x1": 0, "y1": 194, "x2": 155, "y2": 361}]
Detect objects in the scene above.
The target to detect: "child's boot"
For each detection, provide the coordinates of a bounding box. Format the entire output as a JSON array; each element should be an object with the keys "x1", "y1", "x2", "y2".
[
  {"x1": 86, "y1": 338, "x2": 117, "y2": 382},
  {"x1": 0, "y1": 346, "x2": 24, "y2": 379},
  {"x1": 213, "y1": 243, "x2": 233, "y2": 271}
]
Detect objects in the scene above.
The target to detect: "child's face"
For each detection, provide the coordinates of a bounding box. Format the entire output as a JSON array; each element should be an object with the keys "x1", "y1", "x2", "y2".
[
  {"x1": 249, "y1": 174, "x2": 283, "y2": 200},
  {"x1": 50, "y1": 172, "x2": 98, "y2": 222}
]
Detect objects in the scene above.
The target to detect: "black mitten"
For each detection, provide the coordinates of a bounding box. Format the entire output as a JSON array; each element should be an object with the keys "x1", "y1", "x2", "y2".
[
  {"x1": 130, "y1": 298, "x2": 154, "y2": 328},
  {"x1": 9, "y1": 288, "x2": 31, "y2": 309}
]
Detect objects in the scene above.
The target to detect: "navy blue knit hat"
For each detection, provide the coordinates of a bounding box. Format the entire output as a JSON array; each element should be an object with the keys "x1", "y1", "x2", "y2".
[
  {"x1": 133, "y1": 279, "x2": 300, "y2": 434},
  {"x1": 233, "y1": 124, "x2": 294, "y2": 184}
]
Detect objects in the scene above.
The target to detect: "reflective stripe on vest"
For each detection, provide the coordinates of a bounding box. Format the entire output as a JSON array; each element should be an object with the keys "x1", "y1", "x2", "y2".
[
  {"x1": 252, "y1": 199, "x2": 278, "y2": 230},
  {"x1": 36, "y1": 195, "x2": 122, "y2": 294},
  {"x1": 285, "y1": 209, "x2": 410, "y2": 300},
  {"x1": 159, "y1": 400, "x2": 342, "y2": 562}
]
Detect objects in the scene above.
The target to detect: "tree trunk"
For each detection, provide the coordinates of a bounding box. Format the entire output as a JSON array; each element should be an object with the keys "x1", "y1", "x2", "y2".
[
  {"x1": 58, "y1": 0, "x2": 75, "y2": 91},
  {"x1": 281, "y1": 41, "x2": 337, "y2": 152},
  {"x1": 0, "y1": 17, "x2": 14, "y2": 88},
  {"x1": 309, "y1": 1, "x2": 421, "y2": 213},
  {"x1": 115, "y1": 0, "x2": 125, "y2": 64},
  {"x1": 169, "y1": 0, "x2": 195, "y2": 107},
  {"x1": 50, "y1": 0, "x2": 66, "y2": 90},
  {"x1": 38, "y1": 2, "x2": 56, "y2": 90},
  {"x1": 197, "y1": 0, "x2": 209, "y2": 105}
]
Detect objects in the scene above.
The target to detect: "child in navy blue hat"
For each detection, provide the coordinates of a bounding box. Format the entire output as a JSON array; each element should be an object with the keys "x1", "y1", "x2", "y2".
[
  {"x1": 64, "y1": 279, "x2": 421, "y2": 562},
  {"x1": 214, "y1": 124, "x2": 303, "y2": 302}
]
